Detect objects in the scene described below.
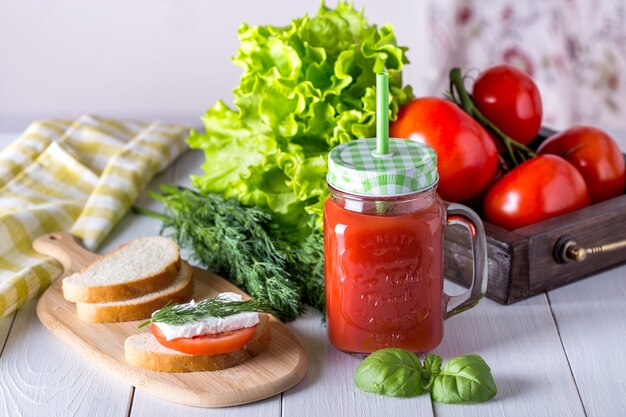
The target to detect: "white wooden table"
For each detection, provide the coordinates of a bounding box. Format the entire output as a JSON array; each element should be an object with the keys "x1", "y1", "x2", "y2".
[{"x1": 0, "y1": 131, "x2": 625, "y2": 417}]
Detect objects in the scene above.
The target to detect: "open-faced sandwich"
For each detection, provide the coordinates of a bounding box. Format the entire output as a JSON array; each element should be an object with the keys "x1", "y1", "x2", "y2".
[{"x1": 125, "y1": 292, "x2": 274, "y2": 372}]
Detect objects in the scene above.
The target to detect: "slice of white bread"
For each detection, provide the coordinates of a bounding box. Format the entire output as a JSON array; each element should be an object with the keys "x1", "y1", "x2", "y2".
[
  {"x1": 63, "y1": 236, "x2": 180, "y2": 303},
  {"x1": 76, "y1": 261, "x2": 194, "y2": 323},
  {"x1": 125, "y1": 313, "x2": 271, "y2": 372}
]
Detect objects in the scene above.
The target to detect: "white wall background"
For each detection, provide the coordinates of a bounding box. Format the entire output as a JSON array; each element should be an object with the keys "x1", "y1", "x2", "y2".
[{"x1": 0, "y1": 0, "x2": 425, "y2": 132}]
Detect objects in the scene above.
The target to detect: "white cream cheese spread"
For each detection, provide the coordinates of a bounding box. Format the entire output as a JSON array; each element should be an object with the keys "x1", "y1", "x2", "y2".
[{"x1": 153, "y1": 292, "x2": 260, "y2": 341}]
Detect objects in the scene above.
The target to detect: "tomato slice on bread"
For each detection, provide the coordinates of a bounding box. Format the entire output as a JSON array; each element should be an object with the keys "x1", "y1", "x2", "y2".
[{"x1": 150, "y1": 323, "x2": 257, "y2": 355}]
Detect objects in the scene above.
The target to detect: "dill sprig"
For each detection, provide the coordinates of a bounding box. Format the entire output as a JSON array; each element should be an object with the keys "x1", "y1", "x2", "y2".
[
  {"x1": 133, "y1": 184, "x2": 325, "y2": 322},
  {"x1": 137, "y1": 297, "x2": 275, "y2": 328},
  {"x1": 273, "y1": 227, "x2": 325, "y2": 313}
]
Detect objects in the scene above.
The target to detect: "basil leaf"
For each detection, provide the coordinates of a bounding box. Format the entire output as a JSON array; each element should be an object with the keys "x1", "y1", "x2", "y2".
[
  {"x1": 431, "y1": 354, "x2": 497, "y2": 403},
  {"x1": 354, "y1": 348, "x2": 425, "y2": 397},
  {"x1": 421, "y1": 353, "x2": 443, "y2": 390}
]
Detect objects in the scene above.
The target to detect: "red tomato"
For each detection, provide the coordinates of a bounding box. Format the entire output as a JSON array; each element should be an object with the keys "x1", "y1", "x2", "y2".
[
  {"x1": 390, "y1": 97, "x2": 499, "y2": 202},
  {"x1": 537, "y1": 126, "x2": 626, "y2": 203},
  {"x1": 473, "y1": 64, "x2": 543, "y2": 145},
  {"x1": 484, "y1": 155, "x2": 589, "y2": 230},
  {"x1": 150, "y1": 323, "x2": 257, "y2": 355}
]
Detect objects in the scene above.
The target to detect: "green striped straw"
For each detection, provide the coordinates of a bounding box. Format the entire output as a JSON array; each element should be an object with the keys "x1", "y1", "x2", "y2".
[
  {"x1": 376, "y1": 72, "x2": 389, "y2": 155},
  {"x1": 375, "y1": 72, "x2": 391, "y2": 214}
]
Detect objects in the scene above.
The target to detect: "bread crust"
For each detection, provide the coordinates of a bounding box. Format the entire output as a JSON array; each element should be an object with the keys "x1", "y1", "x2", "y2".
[
  {"x1": 75, "y1": 262, "x2": 194, "y2": 323},
  {"x1": 62, "y1": 237, "x2": 181, "y2": 303},
  {"x1": 125, "y1": 314, "x2": 271, "y2": 372}
]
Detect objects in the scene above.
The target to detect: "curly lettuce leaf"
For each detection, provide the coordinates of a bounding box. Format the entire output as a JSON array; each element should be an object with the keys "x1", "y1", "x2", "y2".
[{"x1": 190, "y1": 1, "x2": 413, "y2": 236}]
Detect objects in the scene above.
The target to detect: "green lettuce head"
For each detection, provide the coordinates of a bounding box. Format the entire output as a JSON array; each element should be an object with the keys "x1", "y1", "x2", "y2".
[{"x1": 188, "y1": 1, "x2": 413, "y2": 238}]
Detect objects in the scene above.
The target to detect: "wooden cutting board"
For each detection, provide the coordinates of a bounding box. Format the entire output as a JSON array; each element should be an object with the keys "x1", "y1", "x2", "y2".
[{"x1": 33, "y1": 232, "x2": 308, "y2": 408}]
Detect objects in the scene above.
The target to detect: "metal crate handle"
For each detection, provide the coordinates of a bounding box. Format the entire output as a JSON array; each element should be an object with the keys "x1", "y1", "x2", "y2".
[{"x1": 554, "y1": 235, "x2": 626, "y2": 263}]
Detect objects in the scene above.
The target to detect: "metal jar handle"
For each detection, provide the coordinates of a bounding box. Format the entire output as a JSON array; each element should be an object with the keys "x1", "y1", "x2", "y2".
[{"x1": 444, "y1": 203, "x2": 489, "y2": 319}]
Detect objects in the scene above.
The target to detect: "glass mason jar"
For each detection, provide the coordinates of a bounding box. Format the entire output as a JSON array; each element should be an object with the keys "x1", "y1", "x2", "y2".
[{"x1": 324, "y1": 138, "x2": 487, "y2": 354}]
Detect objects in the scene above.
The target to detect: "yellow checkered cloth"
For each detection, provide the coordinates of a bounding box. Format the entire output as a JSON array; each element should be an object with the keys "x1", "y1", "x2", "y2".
[{"x1": 0, "y1": 114, "x2": 188, "y2": 318}]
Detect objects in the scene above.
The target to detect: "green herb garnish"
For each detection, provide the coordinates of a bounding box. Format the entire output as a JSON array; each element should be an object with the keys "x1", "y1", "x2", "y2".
[
  {"x1": 430, "y1": 354, "x2": 497, "y2": 404},
  {"x1": 138, "y1": 297, "x2": 275, "y2": 329},
  {"x1": 354, "y1": 348, "x2": 426, "y2": 397},
  {"x1": 133, "y1": 184, "x2": 324, "y2": 322},
  {"x1": 355, "y1": 349, "x2": 497, "y2": 404}
]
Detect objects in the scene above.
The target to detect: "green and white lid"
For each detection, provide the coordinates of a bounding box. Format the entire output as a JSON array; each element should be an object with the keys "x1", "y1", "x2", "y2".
[{"x1": 327, "y1": 137, "x2": 438, "y2": 197}]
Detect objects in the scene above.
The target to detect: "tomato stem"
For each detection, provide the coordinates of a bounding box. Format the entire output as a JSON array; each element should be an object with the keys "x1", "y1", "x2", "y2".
[
  {"x1": 563, "y1": 143, "x2": 587, "y2": 157},
  {"x1": 448, "y1": 67, "x2": 536, "y2": 168}
]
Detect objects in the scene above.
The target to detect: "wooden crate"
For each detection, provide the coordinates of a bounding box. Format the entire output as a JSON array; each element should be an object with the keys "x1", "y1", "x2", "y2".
[{"x1": 444, "y1": 129, "x2": 626, "y2": 304}]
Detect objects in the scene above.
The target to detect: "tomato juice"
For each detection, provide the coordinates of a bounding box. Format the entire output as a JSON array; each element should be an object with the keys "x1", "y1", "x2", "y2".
[{"x1": 324, "y1": 188, "x2": 446, "y2": 353}]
